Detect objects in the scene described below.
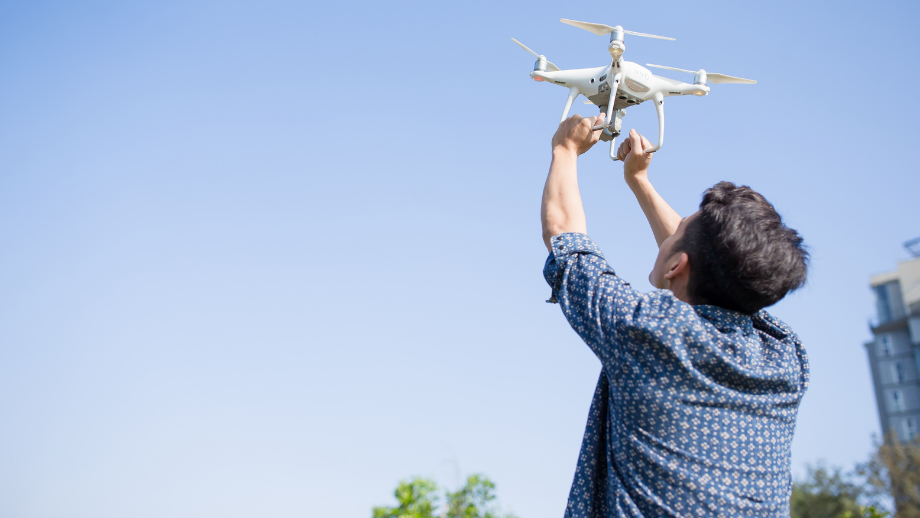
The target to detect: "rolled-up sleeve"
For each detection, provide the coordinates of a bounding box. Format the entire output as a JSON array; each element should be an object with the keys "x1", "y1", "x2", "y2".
[{"x1": 543, "y1": 233, "x2": 640, "y2": 366}]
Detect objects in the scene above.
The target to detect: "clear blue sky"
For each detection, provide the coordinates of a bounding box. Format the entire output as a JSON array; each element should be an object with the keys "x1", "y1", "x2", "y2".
[{"x1": 1, "y1": 1, "x2": 918, "y2": 516}]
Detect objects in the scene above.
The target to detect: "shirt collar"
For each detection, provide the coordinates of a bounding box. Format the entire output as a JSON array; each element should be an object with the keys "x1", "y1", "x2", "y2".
[{"x1": 693, "y1": 304, "x2": 755, "y2": 334}]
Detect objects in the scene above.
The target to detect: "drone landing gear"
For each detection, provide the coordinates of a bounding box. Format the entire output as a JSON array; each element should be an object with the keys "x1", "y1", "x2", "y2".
[
  {"x1": 591, "y1": 70, "x2": 630, "y2": 161},
  {"x1": 598, "y1": 107, "x2": 624, "y2": 160},
  {"x1": 604, "y1": 92, "x2": 666, "y2": 161},
  {"x1": 559, "y1": 88, "x2": 580, "y2": 123},
  {"x1": 645, "y1": 92, "x2": 665, "y2": 155}
]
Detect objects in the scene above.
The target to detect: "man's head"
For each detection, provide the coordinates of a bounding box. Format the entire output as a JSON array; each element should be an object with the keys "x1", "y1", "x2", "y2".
[{"x1": 650, "y1": 182, "x2": 808, "y2": 314}]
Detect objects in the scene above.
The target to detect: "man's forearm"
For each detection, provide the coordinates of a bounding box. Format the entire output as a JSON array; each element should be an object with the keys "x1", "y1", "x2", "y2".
[
  {"x1": 541, "y1": 147, "x2": 587, "y2": 252},
  {"x1": 626, "y1": 176, "x2": 682, "y2": 248}
]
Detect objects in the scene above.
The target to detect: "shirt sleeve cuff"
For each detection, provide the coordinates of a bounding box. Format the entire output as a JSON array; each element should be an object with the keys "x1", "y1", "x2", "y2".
[
  {"x1": 551, "y1": 232, "x2": 604, "y2": 259},
  {"x1": 543, "y1": 233, "x2": 605, "y2": 303}
]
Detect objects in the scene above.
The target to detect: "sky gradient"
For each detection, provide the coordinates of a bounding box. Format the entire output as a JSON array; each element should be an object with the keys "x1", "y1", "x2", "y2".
[{"x1": 1, "y1": 1, "x2": 919, "y2": 517}]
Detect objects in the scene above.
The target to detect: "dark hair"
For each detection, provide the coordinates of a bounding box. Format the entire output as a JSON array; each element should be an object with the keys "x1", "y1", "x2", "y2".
[{"x1": 674, "y1": 182, "x2": 808, "y2": 314}]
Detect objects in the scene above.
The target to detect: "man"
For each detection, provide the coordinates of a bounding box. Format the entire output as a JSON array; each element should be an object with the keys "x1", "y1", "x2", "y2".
[{"x1": 541, "y1": 113, "x2": 809, "y2": 518}]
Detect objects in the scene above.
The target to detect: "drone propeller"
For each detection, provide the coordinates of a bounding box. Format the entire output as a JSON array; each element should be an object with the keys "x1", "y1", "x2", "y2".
[
  {"x1": 559, "y1": 19, "x2": 675, "y2": 40},
  {"x1": 704, "y1": 73, "x2": 756, "y2": 85},
  {"x1": 645, "y1": 64, "x2": 696, "y2": 74},
  {"x1": 511, "y1": 38, "x2": 560, "y2": 72},
  {"x1": 646, "y1": 64, "x2": 756, "y2": 84}
]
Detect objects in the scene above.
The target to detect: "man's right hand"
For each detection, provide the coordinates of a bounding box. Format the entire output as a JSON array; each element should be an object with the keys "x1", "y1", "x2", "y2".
[
  {"x1": 552, "y1": 113, "x2": 606, "y2": 156},
  {"x1": 617, "y1": 129, "x2": 653, "y2": 185}
]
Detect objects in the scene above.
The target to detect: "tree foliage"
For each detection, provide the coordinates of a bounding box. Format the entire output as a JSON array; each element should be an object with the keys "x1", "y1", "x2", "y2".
[
  {"x1": 373, "y1": 477, "x2": 439, "y2": 518},
  {"x1": 791, "y1": 432, "x2": 920, "y2": 518},
  {"x1": 373, "y1": 474, "x2": 516, "y2": 518},
  {"x1": 857, "y1": 434, "x2": 920, "y2": 518},
  {"x1": 444, "y1": 474, "x2": 507, "y2": 518},
  {"x1": 791, "y1": 463, "x2": 873, "y2": 518}
]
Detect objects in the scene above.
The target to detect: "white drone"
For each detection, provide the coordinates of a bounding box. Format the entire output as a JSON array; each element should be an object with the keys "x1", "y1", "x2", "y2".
[{"x1": 513, "y1": 19, "x2": 756, "y2": 160}]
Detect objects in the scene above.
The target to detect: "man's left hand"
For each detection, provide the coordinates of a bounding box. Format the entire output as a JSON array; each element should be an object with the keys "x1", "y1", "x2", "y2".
[
  {"x1": 617, "y1": 129, "x2": 654, "y2": 185},
  {"x1": 551, "y1": 113, "x2": 606, "y2": 156}
]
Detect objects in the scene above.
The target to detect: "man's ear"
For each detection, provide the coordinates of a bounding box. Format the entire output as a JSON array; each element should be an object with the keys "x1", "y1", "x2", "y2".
[{"x1": 663, "y1": 252, "x2": 690, "y2": 281}]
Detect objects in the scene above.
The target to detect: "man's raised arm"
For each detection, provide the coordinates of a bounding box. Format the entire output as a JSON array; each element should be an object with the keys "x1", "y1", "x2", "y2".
[
  {"x1": 540, "y1": 113, "x2": 605, "y2": 252},
  {"x1": 617, "y1": 129, "x2": 682, "y2": 248}
]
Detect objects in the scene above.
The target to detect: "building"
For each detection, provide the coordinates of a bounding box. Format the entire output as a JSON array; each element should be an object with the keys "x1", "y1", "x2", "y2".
[{"x1": 864, "y1": 243, "x2": 920, "y2": 442}]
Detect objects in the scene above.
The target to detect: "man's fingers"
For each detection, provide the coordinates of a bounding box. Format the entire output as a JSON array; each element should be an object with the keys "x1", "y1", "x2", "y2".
[
  {"x1": 593, "y1": 112, "x2": 606, "y2": 130},
  {"x1": 617, "y1": 139, "x2": 631, "y2": 160},
  {"x1": 629, "y1": 129, "x2": 643, "y2": 156},
  {"x1": 626, "y1": 129, "x2": 653, "y2": 152},
  {"x1": 641, "y1": 135, "x2": 652, "y2": 150}
]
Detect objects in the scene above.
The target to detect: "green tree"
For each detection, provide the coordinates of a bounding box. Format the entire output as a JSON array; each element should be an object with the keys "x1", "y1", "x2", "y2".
[
  {"x1": 373, "y1": 474, "x2": 517, "y2": 518},
  {"x1": 857, "y1": 434, "x2": 920, "y2": 518},
  {"x1": 373, "y1": 477, "x2": 439, "y2": 518},
  {"x1": 791, "y1": 463, "x2": 867, "y2": 518},
  {"x1": 840, "y1": 509, "x2": 891, "y2": 518},
  {"x1": 445, "y1": 474, "x2": 514, "y2": 518}
]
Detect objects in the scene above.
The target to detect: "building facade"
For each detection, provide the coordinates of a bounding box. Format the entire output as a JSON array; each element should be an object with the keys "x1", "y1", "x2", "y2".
[{"x1": 864, "y1": 254, "x2": 920, "y2": 441}]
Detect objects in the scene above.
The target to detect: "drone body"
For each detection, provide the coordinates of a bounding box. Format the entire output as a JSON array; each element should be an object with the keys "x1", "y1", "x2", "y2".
[{"x1": 513, "y1": 19, "x2": 755, "y2": 160}]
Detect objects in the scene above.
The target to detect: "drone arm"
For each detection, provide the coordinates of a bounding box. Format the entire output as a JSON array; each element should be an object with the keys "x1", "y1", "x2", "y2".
[
  {"x1": 560, "y1": 88, "x2": 580, "y2": 123},
  {"x1": 644, "y1": 92, "x2": 665, "y2": 154}
]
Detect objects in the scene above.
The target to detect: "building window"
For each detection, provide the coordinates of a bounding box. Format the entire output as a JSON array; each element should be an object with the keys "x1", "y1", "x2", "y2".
[
  {"x1": 893, "y1": 361, "x2": 905, "y2": 383},
  {"x1": 889, "y1": 389, "x2": 904, "y2": 412},
  {"x1": 876, "y1": 285, "x2": 893, "y2": 323},
  {"x1": 879, "y1": 334, "x2": 893, "y2": 356},
  {"x1": 905, "y1": 417, "x2": 918, "y2": 439}
]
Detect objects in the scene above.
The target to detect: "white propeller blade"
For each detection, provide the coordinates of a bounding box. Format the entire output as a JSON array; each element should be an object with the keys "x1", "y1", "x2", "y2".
[
  {"x1": 708, "y1": 73, "x2": 756, "y2": 85},
  {"x1": 646, "y1": 64, "x2": 756, "y2": 84},
  {"x1": 646, "y1": 64, "x2": 696, "y2": 74},
  {"x1": 511, "y1": 38, "x2": 560, "y2": 72},
  {"x1": 559, "y1": 19, "x2": 674, "y2": 40},
  {"x1": 622, "y1": 30, "x2": 675, "y2": 41},
  {"x1": 511, "y1": 38, "x2": 539, "y2": 59},
  {"x1": 559, "y1": 18, "x2": 614, "y2": 35}
]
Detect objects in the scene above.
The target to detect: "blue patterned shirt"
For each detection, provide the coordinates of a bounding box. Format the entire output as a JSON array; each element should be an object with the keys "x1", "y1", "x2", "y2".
[{"x1": 543, "y1": 233, "x2": 809, "y2": 518}]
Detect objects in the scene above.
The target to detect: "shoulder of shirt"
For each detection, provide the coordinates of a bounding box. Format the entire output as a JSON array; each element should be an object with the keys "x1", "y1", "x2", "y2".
[
  {"x1": 630, "y1": 293, "x2": 798, "y2": 339},
  {"x1": 752, "y1": 309, "x2": 799, "y2": 342},
  {"x1": 623, "y1": 288, "x2": 701, "y2": 324}
]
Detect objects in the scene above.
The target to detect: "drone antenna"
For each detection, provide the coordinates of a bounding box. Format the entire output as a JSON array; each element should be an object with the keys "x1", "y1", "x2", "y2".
[{"x1": 905, "y1": 237, "x2": 920, "y2": 257}]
